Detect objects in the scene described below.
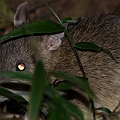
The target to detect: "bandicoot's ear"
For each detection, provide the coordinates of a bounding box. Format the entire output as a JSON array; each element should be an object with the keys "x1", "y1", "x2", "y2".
[
  {"x1": 14, "y1": 2, "x2": 29, "y2": 29},
  {"x1": 46, "y1": 32, "x2": 64, "y2": 50}
]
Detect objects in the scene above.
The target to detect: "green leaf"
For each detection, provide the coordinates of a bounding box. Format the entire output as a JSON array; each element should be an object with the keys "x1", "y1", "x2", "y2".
[
  {"x1": 0, "y1": 20, "x2": 64, "y2": 42},
  {"x1": 63, "y1": 99, "x2": 84, "y2": 120},
  {"x1": 49, "y1": 70, "x2": 95, "y2": 99},
  {"x1": 29, "y1": 61, "x2": 46, "y2": 120},
  {"x1": 54, "y1": 82, "x2": 73, "y2": 91},
  {"x1": 95, "y1": 107, "x2": 112, "y2": 114},
  {"x1": 46, "y1": 88, "x2": 71, "y2": 120},
  {"x1": 47, "y1": 98, "x2": 71, "y2": 120},
  {"x1": 44, "y1": 83, "x2": 55, "y2": 99},
  {"x1": 100, "y1": 48, "x2": 116, "y2": 61},
  {"x1": 45, "y1": 79, "x2": 84, "y2": 120},
  {"x1": 74, "y1": 42, "x2": 101, "y2": 51},
  {"x1": 74, "y1": 42, "x2": 116, "y2": 61},
  {"x1": 0, "y1": 87, "x2": 27, "y2": 103},
  {"x1": 47, "y1": 90, "x2": 84, "y2": 120},
  {"x1": 47, "y1": 107, "x2": 70, "y2": 120},
  {"x1": 0, "y1": 71, "x2": 33, "y2": 82}
]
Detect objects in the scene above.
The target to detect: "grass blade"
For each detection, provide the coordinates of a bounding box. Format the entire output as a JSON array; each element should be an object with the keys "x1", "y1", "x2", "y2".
[{"x1": 28, "y1": 61, "x2": 46, "y2": 120}]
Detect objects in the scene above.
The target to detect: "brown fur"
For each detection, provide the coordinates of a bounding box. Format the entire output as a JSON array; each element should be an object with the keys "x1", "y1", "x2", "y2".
[{"x1": 0, "y1": 2, "x2": 120, "y2": 120}]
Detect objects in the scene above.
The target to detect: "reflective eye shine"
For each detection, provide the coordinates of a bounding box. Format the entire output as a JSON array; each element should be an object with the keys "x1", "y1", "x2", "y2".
[{"x1": 16, "y1": 62, "x2": 26, "y2": 71}]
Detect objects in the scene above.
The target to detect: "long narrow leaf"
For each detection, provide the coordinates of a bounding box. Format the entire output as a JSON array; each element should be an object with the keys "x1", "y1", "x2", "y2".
[
  {"x1": 54, "y1": 82, "x2": 73, "y2": 91},
  {"x1": 101, "y1": 48, "x2": 116, "y2": 61},
  {"x1": 49, "y1": 70, "x2": 95, "y2": 99},
  {"x1": 45, "y1": 87, "x2": 71, "y2": 120},
  {"x1": 0, "y1": 71, "x2": 33, "y2": 82},
  {"x1": 46, "y1": 85, "x2": 84, "y2": 120},
  {"x1": 74, "y1": 42, "x2": 101, "y2": 51},
  {"x1": 95, "y1": 107, "x2": 112, "y2": 114},
  {"x1": 74, "y1": 42, "x2": 116, "y2": 61},
  {"x1": 0, "y1": 20, "x2": 64, "y2": 42},
  {"x1": 63, "y1": 98, "x2": 84, "y2": 120},
  {"x1": 0, "y1": 87, "x2": 27, "y2": 103},
  {"x1": 29, "y1": 61, "x2": 46, "y2": 120}
]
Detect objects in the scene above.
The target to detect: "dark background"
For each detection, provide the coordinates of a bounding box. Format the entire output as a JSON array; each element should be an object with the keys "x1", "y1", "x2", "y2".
[
  {"x1": 0, "y1": 0, "x2": 120, "y2": 36},
  {"x1": 0, "y1": 0, "x2": 120, "y2": 37},
  {"x1": 4, "y1": 0, "x2": 120, "y2": 21}
]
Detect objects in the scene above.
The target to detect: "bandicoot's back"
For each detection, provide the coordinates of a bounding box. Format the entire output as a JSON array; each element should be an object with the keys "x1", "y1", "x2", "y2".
[
  {"x1": 53, "y1": 14, "x2": 120, "y2": 116},
  {"x1": 0, "y1": 2, "x2": 120, "y2": 120},
  {"x1": 64, "y1": 14, "x2": 120, "y2": 110}
]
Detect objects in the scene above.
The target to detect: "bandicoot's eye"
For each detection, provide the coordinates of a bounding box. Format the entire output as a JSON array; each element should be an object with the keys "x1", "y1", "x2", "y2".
[{"x1": 16, "y1": 62, "x2": 26, "y2": 71}]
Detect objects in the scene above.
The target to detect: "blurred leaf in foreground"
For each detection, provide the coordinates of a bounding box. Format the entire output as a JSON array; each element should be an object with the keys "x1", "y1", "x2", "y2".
[
  {"x1": 49, "y1": 70, "x2": 95, "y2": 99},
  {"x1": 28, "y1": 61, "x2": 46, "y2": 120},
  {"x1": 0, "y1": 87, "x2": 27, "y2": 103},
  {"x1": 0, "y1": 71, "x2": 33, "y2": 82}
]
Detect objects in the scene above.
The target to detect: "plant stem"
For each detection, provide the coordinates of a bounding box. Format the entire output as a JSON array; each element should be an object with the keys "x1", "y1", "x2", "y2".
[
  {"x1": 46, "y1": 3, "x2": 96, "y2": 120},
  {"x1": 46, "y1": 3, "x2": 86, "y2": 77}
]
